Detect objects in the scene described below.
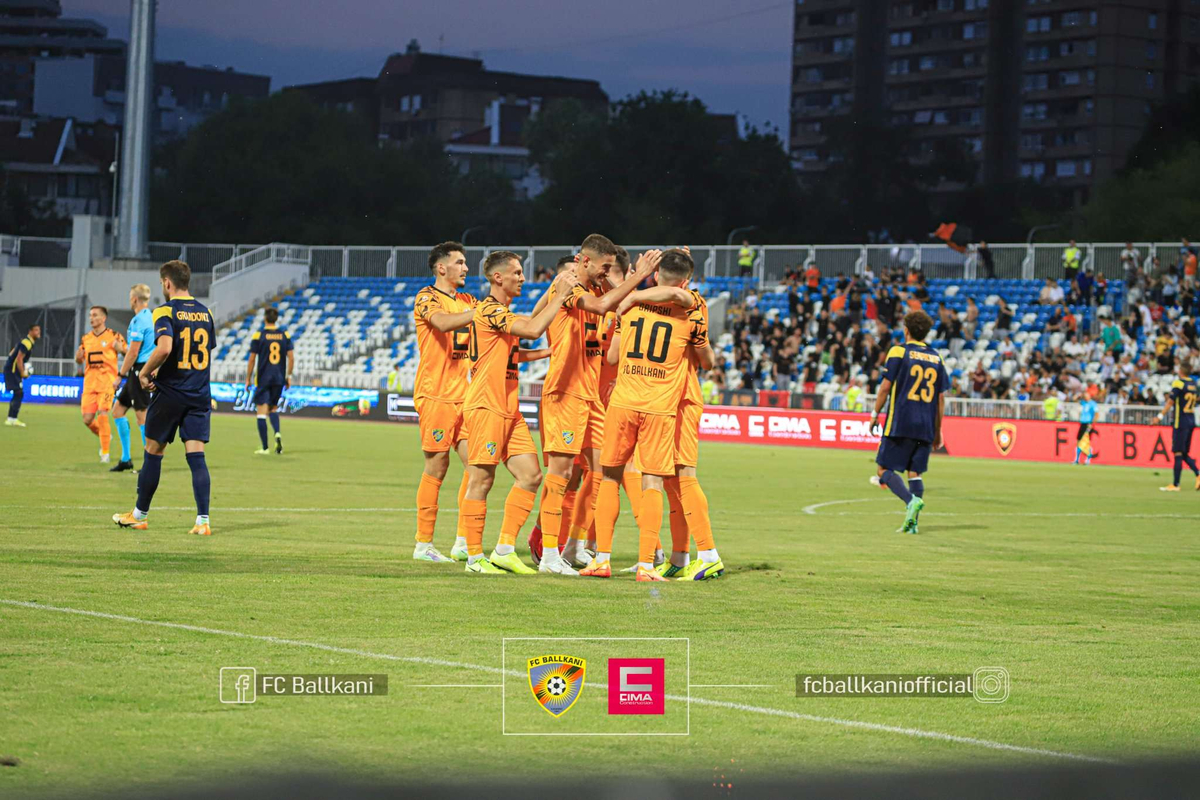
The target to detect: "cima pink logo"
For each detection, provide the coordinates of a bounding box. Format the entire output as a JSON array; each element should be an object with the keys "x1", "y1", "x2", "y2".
[{"x1": 608, "y1": 658, "x2": 665, "y2": 715}]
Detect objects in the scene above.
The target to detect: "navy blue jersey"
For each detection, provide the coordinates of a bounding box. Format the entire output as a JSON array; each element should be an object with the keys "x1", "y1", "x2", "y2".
[
  {"x1": 151, "y1": 295, "x2": 214, "y2": 406},
  {"x1": 882, "y1": 341, "x2": 950, "y2": 442},
  {"x1": 249, "y1": 325, "x2": 292, "y2": 385},
  {"x1": 3, "y1": 335, "x2": 32, "y2": 377},
  {"x1": 1169, "y1": 378, "x2": 1198, "y2": 430}
]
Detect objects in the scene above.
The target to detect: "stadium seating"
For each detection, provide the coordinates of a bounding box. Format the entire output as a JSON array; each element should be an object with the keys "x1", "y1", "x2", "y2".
[{"x1": 213, "y1": 275, "x2": 757, "y2": 388}]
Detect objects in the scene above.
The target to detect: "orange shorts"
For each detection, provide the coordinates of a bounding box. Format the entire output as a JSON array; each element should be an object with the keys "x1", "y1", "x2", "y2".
[
  {"x1": 415, "y1": 397, "x2": 468, "y2": 453},
  {"x1": 601, "y1": 405, "x2": 675, "y2": 476},
  {"x1": 81, "y1": 380, "x2": 114, "y2": 415},
  {"x1": 466, "y1": 408, "x2": 536, "y2": 466},
  {"x1": 541, "y1": 393, "x2": 604, "y2": 455},
  {"x1": 674, "y1": 401, "x2": 702, "y2": 467}
]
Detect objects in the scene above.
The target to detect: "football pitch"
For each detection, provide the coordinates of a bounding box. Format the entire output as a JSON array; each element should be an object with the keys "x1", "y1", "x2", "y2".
[{"x1": 1, "y1": 406, "x2": 1198, "y2": 796}]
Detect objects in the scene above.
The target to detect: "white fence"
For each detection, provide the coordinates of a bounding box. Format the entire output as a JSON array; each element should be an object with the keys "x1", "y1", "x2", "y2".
[{"x1": 846, "y1": 393, "x2": 1167, "y2": 425}]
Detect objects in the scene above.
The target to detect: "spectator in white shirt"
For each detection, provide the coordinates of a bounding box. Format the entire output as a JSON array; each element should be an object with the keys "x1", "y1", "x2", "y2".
[
  {"x1": 1039, "y1": 278, "x2": 1064, "y2": 305},
  {"x1": 1120, "y1": 242, "x2": 1141, "y2": 283}
]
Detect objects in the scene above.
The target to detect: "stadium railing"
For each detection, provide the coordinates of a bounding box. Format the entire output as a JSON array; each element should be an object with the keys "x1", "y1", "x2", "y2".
[{"x1": 850, "y1": 393, "x2": 1163, "y2": 425}]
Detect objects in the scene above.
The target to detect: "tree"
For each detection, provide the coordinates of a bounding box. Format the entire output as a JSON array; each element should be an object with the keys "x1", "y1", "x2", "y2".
[{"x1": 1075, "y1": 142, "x2": 1200, "y2": 241}]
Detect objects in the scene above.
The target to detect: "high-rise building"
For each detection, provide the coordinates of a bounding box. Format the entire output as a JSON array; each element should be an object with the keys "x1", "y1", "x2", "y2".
[{"x1": 790, "y1": 0, "x2": 1200, "y2": 202}]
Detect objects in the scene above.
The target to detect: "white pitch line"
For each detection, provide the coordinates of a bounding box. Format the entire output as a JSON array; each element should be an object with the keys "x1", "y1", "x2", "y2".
[
  {"x1": 0, "y1": 505, "x2": 419, "y2": 513},
  {"x1": 802, "y1": 498, "x2": 878, "y2": 515},
  {"x1": 0, "y1": 599, "x2": 1113, "y2": 765}
]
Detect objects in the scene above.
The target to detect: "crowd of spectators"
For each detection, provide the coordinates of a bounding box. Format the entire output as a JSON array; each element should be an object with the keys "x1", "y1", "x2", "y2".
[{"x1": 710, "y1": 255, "x2": 1198, "y2": 408}]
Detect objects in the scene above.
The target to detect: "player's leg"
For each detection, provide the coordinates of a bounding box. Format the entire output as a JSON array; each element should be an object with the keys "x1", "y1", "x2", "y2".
[
  {"x1": 5, "y1": 376, "x2": 24, "y2": 424},
  {"x1": 661, "y1": 477, "x2": 688, "y2": 575},
  {"x1": 269, "y1": 385, "x2": 283, "y2": 453},
  {"x1": 459, "y1": 409, "x2": 506, "y2": 574},
  {"x1": 673, "y1": 465, "x2": 724, "y2": 581},
  {"x1": 181, "y1": 406, "x2": 212, "y2": 535},
  {"x1": 112, "y1": 398, "x2": 135, "y2": 469},
  {"x1": 450, "y1": 437, "x2": 471, "y2": 560},
  {"x1": 413, "y1": 398, "x2": 459, "y2": 562},
  {"x1": 96, "y1": 408, "x2": 112, "y2": 462},
  {"x1": 490, "y1": 419, "x2": 542, "y2": 574},
  {"x1": 902, "y1": 444, "x2": 931, "y2": 533},
  {"x1": 253, "y1": 399, "x2": 271, "y2": 453},
  {"x1": 662, "y1": 403, "x2": 701, "y2": 576},
  {"x1": 585, "y1": 406, "x2": 639, "y2": 577},
  {"x1": 135, "y1": 407, "x2": 147, "y2": 450},
  {"x1": 114, "y1": 394, "x2": 174, "y2": 530},
  {"x1": 561, "y1": 457, "x2": 594, "y2": 567},
  {"x1": 631, "y1": 415, "x2": 675, "y2": 582}
]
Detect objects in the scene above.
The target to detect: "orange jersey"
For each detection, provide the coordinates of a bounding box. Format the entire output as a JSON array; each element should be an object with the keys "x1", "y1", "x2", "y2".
[
  {"x1": 465, "y1": 296, "x2": 521, "y2": 418},
  {"x1": 413, "y1": 286, "x2": 476, "y2": 403},
  {"x1": 598, "y1": 311, "x2": 619, "y2": 404},
  {"x1": 542, "y1": 282, "x2": 605, "y2": 400},
  {"x1": 681, "y1": 294, "x2": 710, "y2": 406},
  {"x1": 81, "y1": 328, "x2": 122, "y2": 383},
  {"x1": 608, "y1": 291, "x2": 708, "y2": 416}
]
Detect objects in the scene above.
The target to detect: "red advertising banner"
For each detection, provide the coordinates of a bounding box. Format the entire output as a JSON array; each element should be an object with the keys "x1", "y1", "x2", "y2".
[{"x1": 697, "y1": 406, "x2": 1188, "y2": 469}]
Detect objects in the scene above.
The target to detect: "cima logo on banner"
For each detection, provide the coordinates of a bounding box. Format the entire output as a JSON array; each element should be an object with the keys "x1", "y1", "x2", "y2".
[{"x1": 608, "y1": 658, "x2": 665, "y2": 715}]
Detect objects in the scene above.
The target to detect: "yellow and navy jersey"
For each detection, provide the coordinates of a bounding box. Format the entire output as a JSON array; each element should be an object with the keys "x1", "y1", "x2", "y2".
[
  {"x1": 249, "y1": 325, "x2": 293, "y2": 385},
  {"x1": 1170, "y1": 378, "x2": 1198, "y2": 429},
  {"x1": 882, "y1": 341, "x2": 950, "y2": 442},
  {"x1": 3, "y1": 336, "x2": 33, "y2": 377},
  {"x1": 151, "y1": 295, "x2": 214, "y2": 405}
]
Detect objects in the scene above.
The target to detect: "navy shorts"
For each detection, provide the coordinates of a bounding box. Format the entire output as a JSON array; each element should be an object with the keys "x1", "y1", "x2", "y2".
[
  {"x1": 876, "y1": 435, "x2": 932, "y2": 474},
  {"x1": 145, "y1": 391, "x2": 211, "y2": 444},
  {"x1": 4, "y1": 373, "x2": 21, "y2": 393},
  {"x1": 253, "y1": 383, "x2": 284, "y2": 408},
  {"x1": 1173, "y1": 425, "x2": 1195, "y2": 455}
]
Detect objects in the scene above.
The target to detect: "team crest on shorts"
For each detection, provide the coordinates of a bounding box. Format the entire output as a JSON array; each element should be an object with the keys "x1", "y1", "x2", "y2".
[
  {"x1": 562, "y1": 430, "x2": 575, "y2": 445},
  {"x1": 432, "y1": 428, "x2": 445, "y2": 443},
  {"x1": 527, "y1": 655, "x2": 586, "y2": 717},
  {"x1": 486, "y1": 441, "x2": 497, "y2": 457},
  {"x1": 992, "y1": 422, "x2": 1017, "y2": 456}
]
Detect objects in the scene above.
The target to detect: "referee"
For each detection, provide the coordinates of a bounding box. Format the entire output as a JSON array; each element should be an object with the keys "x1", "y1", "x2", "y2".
[{"x1": 110, "y1": 284, "x2": 154, "y2": 472}]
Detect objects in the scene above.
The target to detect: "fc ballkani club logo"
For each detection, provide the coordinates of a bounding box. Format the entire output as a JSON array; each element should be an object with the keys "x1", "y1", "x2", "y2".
[
  {"x1": 992, "y1": 422, "x2": 1017, "y2": 456},
  {"x1": 431, "y1": 428, "x2": 445, "y2": 443},
  {"x1": 527, "y1": 655, "x2": 586, "y2": 717}
]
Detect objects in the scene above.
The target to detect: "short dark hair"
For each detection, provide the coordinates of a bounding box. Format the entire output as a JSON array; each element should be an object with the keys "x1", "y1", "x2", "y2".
[
  {"x1": 90, "y1": 304, "x2": 108, "y2": 317},
  {"x1": 28, "y1": 323, "x2": 40, "y2": 333},
  {"x1": 658, "y1": 249, "x2": 694, "y2": 283},
  {"x1": 428, "y1": 241, "x2": 465, "y2": 272},
  {"x1": 614, "y1": 246, "x2": 630, "y2": 272},
  {"x1": 483, "y1": 250, "x2": 522, "y2": 279},
  {"x1": 555, "y1": 255, "x2": 575, "y2": 272},
  {"x1": 903, "y1": 310, "x2": 933, "y2": 342},
  {"x1": 264, "y1": 307, "x2": 279, "y2": 324},
  {"x1": 580, "y1": 233, "x2": 619, "y2": 257},
  {"x1": 160, "y1": 259, "x2": 191, "y2": 290}
]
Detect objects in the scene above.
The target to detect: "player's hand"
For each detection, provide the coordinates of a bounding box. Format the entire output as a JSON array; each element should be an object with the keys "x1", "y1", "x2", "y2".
[
  {"x1": 113, "y1": 376, "x2": 122, "y2": 392},
  {"x1": 634, "y1": 249, "x2": 663, "y2": 279},
  {"x1": 934, "y1": 433, "x2": 944, "y2": 450},
  {"x1": 284, "y1": 377, "x2": 291, "y2": 389},
  {"x1": 868, "y1": 411, "x2": 879, "y2": 430},
  {"x1": 617, "y1": 295, "x2": 637, "y2": 318},
  {"x1": 555, "y1": 270, "x2": 581, "y2": 291},
  {"x1": 139, "y1": 371, "x2": 155, "y2": 391}
]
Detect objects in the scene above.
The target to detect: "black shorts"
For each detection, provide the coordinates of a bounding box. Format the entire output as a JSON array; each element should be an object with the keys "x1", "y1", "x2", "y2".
[
  {"x1": 253, "y1": 383, "x2": 285, "y2": 408},
  {"x1": 116, "y1": 373, "x2": 151, "y2": 411},
  {"x1": 1076, "y1": 421, "x2": 1093, "y2": 441},
  {"x1": 4, "y1": 373, "x2": 21, "y2": 393},
  {"x1": 1173, "y1": 425, "x2": 1195, "y2": 455},
  {"x1": 876, "y1": 435, "x2": 932, "y2": 474},
  {"x1": 145, "y1": 391, "x2": 211, "y2": 445}
]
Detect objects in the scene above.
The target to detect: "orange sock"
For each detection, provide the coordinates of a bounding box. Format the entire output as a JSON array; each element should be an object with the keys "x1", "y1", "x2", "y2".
[
  {"x1": 86, "y1": 418, "x2": 100, "y2": 436},
  {"x1": 415, "y1": 473, "x2": 442, "y2": 543},
  {"x1": 679, "y1": 476, "x2": 715, "y2": 551},
  {"x1": 571, "y1": 471, "x2": 600, "y2": 541},
  {"x1": 664, "y1": 477, "x2": 688, "y2": 554},
  {"x1": 461, "y1": 498, "x2": 487, "y2": 556},
  {"x1": 455, "y1": 471, "x2": 469, "y2": 539},
  {"x1": 539, "y1": 474, "x2": 568, "y2": 551},
  {"x1": 560, "y1": 489, "x2": 578, "y2": 543},
  {"x1": 594, "y1": 478, "x2": 621, "y2": 554},
  {"x1": 499, "y1": 485, "x2": 537, "y2": 547},
  {"x1": 638, "y1": 488, "x2": 663, "y2": 565},
  {"x1": 622, "y1": 469, "x2": 643, "y2": 525},
  {"x1": 98, "y1": 415, "x2": 111, "y2": 454}
]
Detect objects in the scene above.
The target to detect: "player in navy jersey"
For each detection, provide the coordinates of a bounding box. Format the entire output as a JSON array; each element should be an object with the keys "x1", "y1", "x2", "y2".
[
  {"x1": 869, "y1": 310, "x2": 949, "y2": 534},
  {"x1": 4, "y1": 323, "x2": 39, "y2": 427},
  {"x1": 1156, "y1": 360, "x2": 1199, "y2": 492},
  {"x1": 113, "y1": 260, "x2": 215, "y2": 536},
  {"x1": 245, "y1": 307, "x2": 294, "y2": 455}
]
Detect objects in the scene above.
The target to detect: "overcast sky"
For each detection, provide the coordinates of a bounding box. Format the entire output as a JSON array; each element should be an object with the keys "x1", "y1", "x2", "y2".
[{"x1": 70, "y1": 0, "x2": 794, "y2": 135}]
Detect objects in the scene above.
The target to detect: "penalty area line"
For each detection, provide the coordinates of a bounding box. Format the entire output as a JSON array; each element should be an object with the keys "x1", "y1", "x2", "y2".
[{"x1": 0, "y1": 598, "x2": 1113, "y2": 765}]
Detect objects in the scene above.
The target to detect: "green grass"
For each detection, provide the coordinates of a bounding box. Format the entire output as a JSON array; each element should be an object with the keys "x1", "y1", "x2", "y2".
[{"x1": 1, "y1": 405, "x2": 1199, "y2": 796}]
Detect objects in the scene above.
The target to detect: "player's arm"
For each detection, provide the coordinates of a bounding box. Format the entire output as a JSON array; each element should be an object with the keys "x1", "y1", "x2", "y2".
[
  {"x1": 870, "y1": 379, "x2": 892, "y2": 428},
  {"x1": 509, "y1": 272, "x2": 580, "y2": 339},
  {"x1": 616, "y1": 285, "x2": 694, "y2": 318},
  {"x1": 577, "y1": 250, "x2": 663, "y2": 315},
  {"x1": 934, "y1": 391, "x2": 945, "y2": 450},
  {"x1": 694, "y1": 342, "x2": 716, "y2": 371},
  {"x1": 74, "y1": 339, "x2": 85, "y2": 364},
  {"x1": 427, "y1": 309, "x2": 475, "y2": 333},
  {"x1": 286, "y1": 349, "x2": 295, "y2": 387},
  {"x1": 245, "y1": 351, "x2": 257, "y2": 389},
  {"x1": 606, "y1": 330, "x2": 622, "y2": 365},
  {"x1": 139, "y1": 334, "x2": 173, "y2": 391},
  {"x1": 1155, "y1": 389, "x2": 1176, "y2": 423},
  {"x1": 119, "y1": 339, "x2": 142, "y2": 378},
  {"x1": 517, "y1": 348, "x2": 551, "y2": 362},
  {"x1": 13, "y1": 348, "x2": 26, "y2": 377},
  {"x1": 530, "y1": 288, "x2": 553, "y2": 317}
]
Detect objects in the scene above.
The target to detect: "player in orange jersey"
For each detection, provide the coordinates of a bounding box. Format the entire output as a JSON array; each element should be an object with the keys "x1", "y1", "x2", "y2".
[
  {"x1": 75, "y1": 305, "x2": 125, "y2": 463},
  {"x1": 411, "y1": 241, "x2": 478, "y2": 564},
  {"x1": 458, "y1": 251, "x2": 578, "y2": 575},
  {"x1": 535, "y1": 234, "x2": 662, "y2": 575},
  {"x1": 583, "y1": 249, "x2": 713, "y2": 581}
]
